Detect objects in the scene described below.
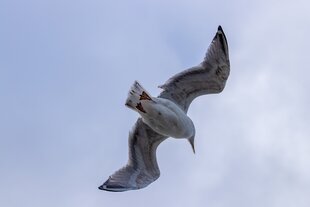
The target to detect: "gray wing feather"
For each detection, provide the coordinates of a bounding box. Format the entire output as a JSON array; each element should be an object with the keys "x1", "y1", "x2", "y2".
[
  {"x1": 99, "y1": 118, "x2": 167, "y2": 192},
  {"x1": 159, "y1": 26, "x2": 230, "y2": 112},
  {"x1": 99, "y1": 26, "x2": 230, "y2": 192}
]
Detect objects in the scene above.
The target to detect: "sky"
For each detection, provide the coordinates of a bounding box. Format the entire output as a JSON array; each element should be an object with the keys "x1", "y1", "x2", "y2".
[{"x1": 0, "y1": 0, "x2": 309, "y2": 206}]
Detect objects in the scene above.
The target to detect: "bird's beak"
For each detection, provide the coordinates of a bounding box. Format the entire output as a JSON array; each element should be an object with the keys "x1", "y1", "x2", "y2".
[{"x1": 188, "y1": 136, "x2": 195, "y2": 154}]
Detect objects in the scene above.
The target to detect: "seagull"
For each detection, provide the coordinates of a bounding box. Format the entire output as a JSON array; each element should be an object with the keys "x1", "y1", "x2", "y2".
[{"x1": 98, "y1": 26, "x2": 230, "y2": 192}]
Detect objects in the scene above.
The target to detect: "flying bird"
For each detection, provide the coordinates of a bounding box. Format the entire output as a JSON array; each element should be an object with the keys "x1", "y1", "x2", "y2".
[{"x1": 98, "y1": 26, "x2": 230, "y2": 192}]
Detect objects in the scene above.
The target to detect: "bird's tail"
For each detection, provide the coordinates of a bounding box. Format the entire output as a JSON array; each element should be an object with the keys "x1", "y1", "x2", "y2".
[{"x1": 125, "y1": 81, "x2": 153, "y2": 113}]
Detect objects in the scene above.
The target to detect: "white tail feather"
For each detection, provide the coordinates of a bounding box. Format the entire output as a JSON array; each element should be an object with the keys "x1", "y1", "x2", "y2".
[{"x1": 125, "y1": 81, "x2": 152, "y2": 112}]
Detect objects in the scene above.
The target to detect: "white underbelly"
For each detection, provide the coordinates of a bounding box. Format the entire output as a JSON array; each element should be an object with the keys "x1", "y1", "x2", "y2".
[{"x1": 141, "y1": 100, "x2": 195, "y2": 138}]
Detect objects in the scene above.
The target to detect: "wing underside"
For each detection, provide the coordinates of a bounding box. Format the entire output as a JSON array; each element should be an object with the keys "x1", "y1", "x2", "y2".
[
  {"x1": 99, "y1": 119, "x2": 167, "y2": 192},
  {"x1": 99, "y1": 26, "x2": 230, "y2": 192},
  {"x1": 159, "y1": 26, "x2": 230, "y2": 112}
]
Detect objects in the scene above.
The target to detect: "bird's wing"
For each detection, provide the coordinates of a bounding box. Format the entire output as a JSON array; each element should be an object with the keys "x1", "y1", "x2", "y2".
[
  {"x1": 99, "y1": 118, "x2": 167, "y2": 192},
  {"x1": 99, "y1": 26, "x2": 230, "y2": 192},
  {"x1": 159, "y1": 26, "x2": 230, "y2": 112}
]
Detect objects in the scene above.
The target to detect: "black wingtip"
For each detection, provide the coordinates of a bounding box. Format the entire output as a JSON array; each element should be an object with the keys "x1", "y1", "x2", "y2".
[
  {"x1": 98, "y1": 179, "x2": 112, "y2": 191},
  {"x1": 98, "y1": 184, "x2": 124, "y2": 192},
  {"x1": 218, "y1": 25, "x2": 223, "y2": 32},
  {"x1": 213, "y1": 25, "x2": 225, "y2": 41},
  {"x1": 98, "y1": 180, "x2": 130, "y2": 192},
  {"x1": 214, "y1": 25, "x2": 228, "y2": 56}
]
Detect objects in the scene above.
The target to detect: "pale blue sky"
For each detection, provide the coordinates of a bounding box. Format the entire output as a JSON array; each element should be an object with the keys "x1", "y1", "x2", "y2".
[{"x1": 1, "y1": 0, "x2": 309, "y2": 207}]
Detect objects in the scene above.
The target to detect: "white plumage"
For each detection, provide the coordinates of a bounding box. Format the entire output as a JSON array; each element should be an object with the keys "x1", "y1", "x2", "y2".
[
  {"x1": 99, "y1": 26, "x2": 230, "y2": 192},
  {"x1": 125, "y1": 80, "x2": 196, "y2": 152}
]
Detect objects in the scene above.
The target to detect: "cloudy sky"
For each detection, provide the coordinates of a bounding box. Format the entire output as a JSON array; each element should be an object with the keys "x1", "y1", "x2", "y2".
[{"x1": 1, "y1": 0, "x2": 309, "y2": 206}]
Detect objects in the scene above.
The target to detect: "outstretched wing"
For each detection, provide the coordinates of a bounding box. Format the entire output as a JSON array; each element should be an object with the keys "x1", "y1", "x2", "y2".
[
  {"x1": 159, "y1": 26, "x2": 230, "y2": 112},
  {"x1": 99, "y1": 26, "x2": 230, "y2": 192},
  {"x1": 98, "y1": 118, "x2": 167, "y2": 192}
]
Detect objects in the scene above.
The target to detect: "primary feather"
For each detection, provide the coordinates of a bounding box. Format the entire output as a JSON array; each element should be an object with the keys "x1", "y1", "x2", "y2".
[{"x1": 99, "y1": 26, "x2": 230, "y2": 192}]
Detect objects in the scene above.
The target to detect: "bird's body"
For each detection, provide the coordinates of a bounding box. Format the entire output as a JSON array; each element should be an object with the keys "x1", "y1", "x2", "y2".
[
  {"x1": 98, "y1": 26, "x2": 230, "y2": 192},
  {"x1": 125, "y1": 81, "x2": 196, "y2": 152},
  {"x1": 141, "y1": 97, "x2": 195, "y2": 139}
]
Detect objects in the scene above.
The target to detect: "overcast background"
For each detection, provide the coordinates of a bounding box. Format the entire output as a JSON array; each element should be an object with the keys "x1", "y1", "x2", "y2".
[{"x1": 1, "y1": 0, "x2": 309, "y2": 206}]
